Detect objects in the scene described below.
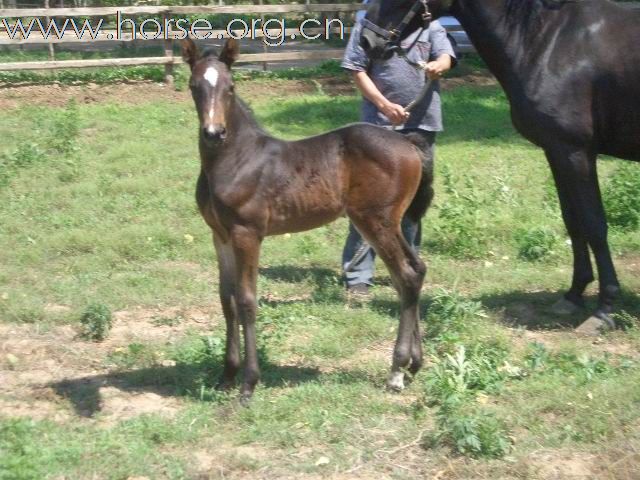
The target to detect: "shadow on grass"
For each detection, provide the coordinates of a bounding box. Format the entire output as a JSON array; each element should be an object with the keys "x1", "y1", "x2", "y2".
[
  {"x1": 259, "y1": 265, "x2": 347, "y2": 305},
  {"x1": 368, "y1": 295, "x2": 428, "y2": 321},
  {"x1": 50, "y1": 359, "x2": 322, "y2": 417},
  {"x1": 259, "y1": 265, "x2": 337, "y2": 284},
  {"x1": 49, "y1": 357, "x2": 377, "y2": 418},
  {"x1": 256, "y1": 83, "x2": 523, "y2": 145},
  {"x1": 477, "y1": 288, "x2": 640, "y2": 331},
  {"x1": 369, "y1": 288, "x2": 640, "y2": 331}
]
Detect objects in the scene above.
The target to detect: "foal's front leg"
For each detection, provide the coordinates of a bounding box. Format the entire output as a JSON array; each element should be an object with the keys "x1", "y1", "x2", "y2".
[
  {"x1": 213, "y1": 234, "x2": 241, "y2": 391},
  {"x1": 230, "y1": 227, "x2": 262, "y2": 403}
]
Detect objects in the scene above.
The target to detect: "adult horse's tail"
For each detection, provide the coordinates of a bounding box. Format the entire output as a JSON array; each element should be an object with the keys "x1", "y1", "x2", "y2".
[{"x1": 403, "y1": 131, "x2": 435, "y2": 223}]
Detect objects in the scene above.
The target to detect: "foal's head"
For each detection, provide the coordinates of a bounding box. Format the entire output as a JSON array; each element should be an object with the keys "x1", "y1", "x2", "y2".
[{"x1": 182, "y1": 38, "x2": 239, "y2": 144}]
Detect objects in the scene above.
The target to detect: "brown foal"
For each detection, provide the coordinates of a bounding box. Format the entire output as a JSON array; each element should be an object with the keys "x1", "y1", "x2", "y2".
[{"x1": 182, "y1": 38, "x2": 429, "y2": 402}]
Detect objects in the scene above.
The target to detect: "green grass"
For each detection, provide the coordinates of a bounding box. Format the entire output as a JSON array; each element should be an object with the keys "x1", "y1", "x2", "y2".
[{"x1": 1, "y1": 70, "x2": 640, "y2": 478}]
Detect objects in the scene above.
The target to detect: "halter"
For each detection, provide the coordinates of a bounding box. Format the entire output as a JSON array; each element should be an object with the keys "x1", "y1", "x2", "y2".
[{"x1": 360, "y1": 0, "x2": 432, "y2": 60}]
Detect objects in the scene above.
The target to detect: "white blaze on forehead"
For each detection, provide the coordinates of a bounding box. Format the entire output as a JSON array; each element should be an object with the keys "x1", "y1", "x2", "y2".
[{"x1": 203, "y1": 67, "x2": 219, "y2": 87}]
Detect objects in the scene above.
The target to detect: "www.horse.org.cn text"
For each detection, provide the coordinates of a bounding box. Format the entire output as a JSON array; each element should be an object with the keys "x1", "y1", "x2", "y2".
[{"x1": 0, "y1": 13, "x2": 347, "y2": 47}]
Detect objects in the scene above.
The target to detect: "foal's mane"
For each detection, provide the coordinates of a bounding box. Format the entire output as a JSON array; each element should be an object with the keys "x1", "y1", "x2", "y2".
[{"x1": 233, "y1": 97, "x2": 268, "y2": 135}]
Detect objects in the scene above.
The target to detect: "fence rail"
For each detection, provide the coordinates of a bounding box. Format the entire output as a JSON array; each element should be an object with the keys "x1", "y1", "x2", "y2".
[
  {"x1": 0, "y1": 3, "x2": 362, "y2": 17},
  {"x1": 0, "y1": 26, "x2": 354, "y2": 45},
  {"x1": 0, "y1": 48, "x2": 346, "y2": 70}
]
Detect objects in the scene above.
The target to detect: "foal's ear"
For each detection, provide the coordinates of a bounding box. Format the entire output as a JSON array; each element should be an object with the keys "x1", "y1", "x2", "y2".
[
  {"x1": 181, "y1": 38, "x2": 199, "y2": 69},
  {"x1": 219, "y1": 38, "x2": 240, "y2": 68}
]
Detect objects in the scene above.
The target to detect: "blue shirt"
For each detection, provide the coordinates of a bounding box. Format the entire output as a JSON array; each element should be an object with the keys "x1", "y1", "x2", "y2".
[{"x1": 342, "y1": 19, "x2": 455, "y2": 132}]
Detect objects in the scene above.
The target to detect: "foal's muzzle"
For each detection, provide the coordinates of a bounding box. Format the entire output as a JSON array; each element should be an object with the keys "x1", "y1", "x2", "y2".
[{"x1": 202, "y1": 125, "x2": 227, "y2": 143}]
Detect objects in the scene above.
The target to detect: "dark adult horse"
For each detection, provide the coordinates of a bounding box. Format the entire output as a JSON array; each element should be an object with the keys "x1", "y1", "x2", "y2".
[
  {"x1": 362, "y1": 0, "x2": 640, "y2": 331},
  {"x1": 182, "y1": 38, "x2": 433, "y2": 401}
]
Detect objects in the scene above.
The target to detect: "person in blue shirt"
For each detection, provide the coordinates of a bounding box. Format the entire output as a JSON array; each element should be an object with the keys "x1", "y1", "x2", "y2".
[{"x1": 341, "y1": 7, "x2": 456, "y2": 294}]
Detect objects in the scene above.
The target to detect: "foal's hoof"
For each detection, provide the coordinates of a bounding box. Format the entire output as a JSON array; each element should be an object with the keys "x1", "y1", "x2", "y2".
[
  {"x1": 386, "y1": 371, "x2": 405, "y2": 392},
  {"x1": 551, "y1": 297, "x2": 582, "y2": 316},
  {"x1": 575, "y1": 314, "x2": 616, "y2": 336},
  {"x1": 215, "y1": 378, "x2": 236, "y2": 392},
  {"x1": 238, "y1": 392, "x2": 253, "y2": 407}
]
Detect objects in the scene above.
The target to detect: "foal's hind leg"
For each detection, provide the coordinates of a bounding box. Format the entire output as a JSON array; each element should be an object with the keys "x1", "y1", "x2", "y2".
[
  {"x1": 213, "y1": 234, "x2": 241, "y2": 391},
  {"x1": 349, "y1": 212, "x2": 426, "y2": 391}
]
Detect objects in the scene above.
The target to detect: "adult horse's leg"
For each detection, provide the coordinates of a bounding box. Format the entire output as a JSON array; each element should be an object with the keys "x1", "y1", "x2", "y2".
[
  {"x1": 229, "y1": 226, "x2": 262, "y2": 403},
  {"x1": 546, "y1": 151, "x2": 594, "y2": 314},
  {"x1": 213, "y1": 234, "x2": 241, "y2": 391},
  {"x1": 547, "y1": 147, "x2": 619, "y2": 327},
  {"x1": 350, "y1": 211, "x2": 426, "y2": 390}
]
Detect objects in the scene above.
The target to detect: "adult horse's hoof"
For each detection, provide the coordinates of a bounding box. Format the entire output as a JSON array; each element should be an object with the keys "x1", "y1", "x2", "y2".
[
  {"x1": 575, "y1": 314, "x2": 616, "y2": 335},
  {"x1": 386, "y1": 371, "x2": 405, "y2": 392},
  {"x1": 550, "y1": 297, "x2": 582, "y2": 316}
]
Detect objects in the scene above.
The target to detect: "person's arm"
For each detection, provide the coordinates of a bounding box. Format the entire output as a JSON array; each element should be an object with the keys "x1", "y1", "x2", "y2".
[
  {"x1": 342, "y1": 19, "x2": 407, "y2": 126},
  {"x1": 425, "y1": 20, "x2": 457, "y2": 80},
  {"x1": 424, "y1": 54, "x2": 453, "y2": 80},
  {"x1": 352, "y1": 71, "x2": 409, "y2": 125}
]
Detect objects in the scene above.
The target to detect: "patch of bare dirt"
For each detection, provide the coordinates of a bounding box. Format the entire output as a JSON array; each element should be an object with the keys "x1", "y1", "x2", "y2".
[
  {"x1": 593, "y1": 442, "x2": 640, "y2": 480},
  {"x1": 339, "y1": 339, "x2": 394, "y2": 371},
  {"x1": 0, "y1": 304, "x2": 219, "y2": 422},
  {"x1": 109, "y1": 305, "x2": 215, "y2": 344},
  {"x1": 98, "y1": 387, "x2": 180, "y2": 424},
  {"x1": 0, "y1": 81, "x2": 188, "y2": 110},
  {"x1": 523, "y1": 446, "x2": 640, "y2": 480},
  {"x1": 507, "y1": 324, "x2": 640, "y2": 364},
  {"x1": 530, "y1": 451, "x2": 597, "y2": 479},
  {"x1": 193, "y1": 445, "x2": 270, "y2": 471},
  {"x1": 238, "y1": 76, "x2": 356, "y2": 100},
  {"x1": 619, "y1": 255, "x2": 640, "y2": 277},
  {"x1": 442, "y1": 72, "x2": 498, "y2": 91},
  {"x1": 0, "y1": 75, "x2": 356, "y2": 111},
  {"x1": 0, "y1": 71, "x2": 493, "y2": 111}
]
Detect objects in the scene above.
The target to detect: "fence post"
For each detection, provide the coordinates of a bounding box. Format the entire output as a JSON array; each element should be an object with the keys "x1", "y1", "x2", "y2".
[
  {"x1": 259, "y1": 0, "x2": 268, "y2": 71},
  {"x1": 163, "y1": 10, "x2": 174, "y2": 87},
  {"x1": 44, "y1": 0, "x2": 56, "y2": 61}
]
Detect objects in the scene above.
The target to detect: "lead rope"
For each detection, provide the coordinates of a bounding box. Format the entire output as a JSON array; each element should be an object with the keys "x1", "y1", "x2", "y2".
[{"x1": 344, "y1": 241, "x2": 373, "y2": 274}]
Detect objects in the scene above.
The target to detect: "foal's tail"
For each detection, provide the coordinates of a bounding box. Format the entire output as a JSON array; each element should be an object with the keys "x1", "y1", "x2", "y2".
[{"x1": 403, "y1": 132, "x2": 434, "y2": 223}]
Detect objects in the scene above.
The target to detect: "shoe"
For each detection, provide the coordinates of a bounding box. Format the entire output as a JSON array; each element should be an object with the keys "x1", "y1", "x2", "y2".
[{"x1": 347, "y1": 283, "x2": 370, "y2": 296}]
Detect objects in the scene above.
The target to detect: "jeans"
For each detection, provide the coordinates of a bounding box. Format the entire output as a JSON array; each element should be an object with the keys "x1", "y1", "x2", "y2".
[{"x1": 342, "y1": 129, "x2": 435, "y2": 287}]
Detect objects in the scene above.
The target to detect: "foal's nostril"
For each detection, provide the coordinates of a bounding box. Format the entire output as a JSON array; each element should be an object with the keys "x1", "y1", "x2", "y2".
[{"x1": 202, "y1": 125, "x2": 225, "y2": 141}]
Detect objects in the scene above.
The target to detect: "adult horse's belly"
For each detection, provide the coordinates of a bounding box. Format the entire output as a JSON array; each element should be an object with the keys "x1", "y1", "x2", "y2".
[{"x1": 596, "y1": 93, "x2": 640, "y2": 161}]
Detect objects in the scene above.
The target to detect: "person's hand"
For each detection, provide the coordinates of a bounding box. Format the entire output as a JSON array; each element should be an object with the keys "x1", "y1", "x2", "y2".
[
  {"x1": 424, "y1": 61, "x2": 447, "y2": 80},
  {"x1": 380, "y1": 101, "x2": 409, "y2": 125}
]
